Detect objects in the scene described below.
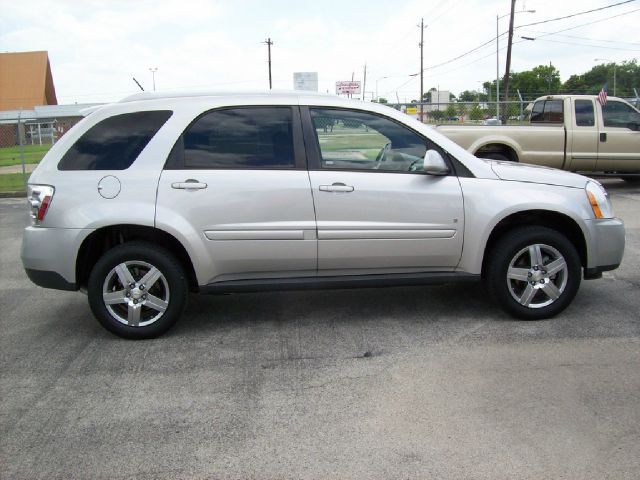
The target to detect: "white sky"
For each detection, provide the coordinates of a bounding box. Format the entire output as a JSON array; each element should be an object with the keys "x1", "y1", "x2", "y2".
[{"x1": 1, "y1": 0, "x2": 639, "y2": 104}]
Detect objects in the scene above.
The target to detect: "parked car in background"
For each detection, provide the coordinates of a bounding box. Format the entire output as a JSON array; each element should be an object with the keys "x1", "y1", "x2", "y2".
[
  {"x1": 22, "y1": 91, "x2": 625, "y2": 338},
  {"x1": 437, "y1": 95, "x2": 640, "y2": 182}
]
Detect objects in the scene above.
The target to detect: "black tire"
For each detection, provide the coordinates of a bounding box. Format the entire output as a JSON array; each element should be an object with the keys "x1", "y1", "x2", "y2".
[
  {"x1": 88, "y1": 242, "x2": 188, "y2": 339},
  {"x1": 486, "y1": 226, "x2": 581, "y2": 320},
  {"x1": 478, "y1": 152, "x2": 512, "y2": 162}
]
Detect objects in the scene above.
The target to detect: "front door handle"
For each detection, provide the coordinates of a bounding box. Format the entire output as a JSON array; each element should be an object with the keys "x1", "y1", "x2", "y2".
[
  {"x1": 171, "y1": 179, "x2": 208, "y2": 190},
  {"x1": 599, "y1": 132, "x2": 607, "y2": 142},
  {"x1": 319, "y1": 182, "x2": 354, "y2": 193}
]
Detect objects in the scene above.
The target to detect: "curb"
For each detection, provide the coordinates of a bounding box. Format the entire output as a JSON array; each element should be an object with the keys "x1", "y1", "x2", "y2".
[{"x1": 0, "y1": 191, "x2": 26, "y2": 199}]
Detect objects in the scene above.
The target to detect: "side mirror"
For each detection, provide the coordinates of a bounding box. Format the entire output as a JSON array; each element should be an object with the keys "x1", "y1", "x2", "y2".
[{"x1": 423, "y1": 150, "x2": 450, "y2": 176}]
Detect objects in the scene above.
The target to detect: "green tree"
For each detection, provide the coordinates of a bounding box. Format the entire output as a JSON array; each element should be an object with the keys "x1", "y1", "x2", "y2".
[
  {"x1": 445, "y1": 103, "x2": 457, "y2": 119},
  {"x1": 561, "y1": 59, "x2": 639, "y2": 97},
  {"x1": 509, "y1": 64, "x2": 561, "y2": 99},
  {"x1": 469, "y1": 103, "x2": 483, "y2": 121}
]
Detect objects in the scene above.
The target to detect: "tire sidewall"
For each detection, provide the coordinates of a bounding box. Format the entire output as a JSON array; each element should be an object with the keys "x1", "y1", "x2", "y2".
[
  {"x1": 88, "y1": 242, "x2": 187, "y2": 339},
  {"x1": 487, "y1": 227, "x2": 582, "y2": 320}
]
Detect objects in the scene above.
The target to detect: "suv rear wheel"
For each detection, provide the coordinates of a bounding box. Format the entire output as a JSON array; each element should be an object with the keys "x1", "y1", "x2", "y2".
[
  {"x1": 487, "y1": 226, "x2": 581, "y2": 319},
  {"x1": 88, "y1": 242, "x2": 187, "y2": 339}
]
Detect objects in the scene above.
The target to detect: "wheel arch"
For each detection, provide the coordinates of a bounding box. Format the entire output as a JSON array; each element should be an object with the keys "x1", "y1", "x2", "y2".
[
  {"x1": 481, "y1": 210, "x2": 587, "y2": 277},
  {"x1": 474, "y1": 142, "x2": 520, "y2": 162},
  {"x1": 76, "y1": 224, "x2": 198, "y2": 292}
]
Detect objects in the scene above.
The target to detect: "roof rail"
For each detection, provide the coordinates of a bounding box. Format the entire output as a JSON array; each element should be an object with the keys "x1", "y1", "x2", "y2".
[{"x1": 118, "y1": 89, "x2": 337, "y2": 103}]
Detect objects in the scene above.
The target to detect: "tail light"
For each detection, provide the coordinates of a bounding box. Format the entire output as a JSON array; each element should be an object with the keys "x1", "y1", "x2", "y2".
[{"x1": 27, "y1": 185, "x2": 55, "y2": 225}]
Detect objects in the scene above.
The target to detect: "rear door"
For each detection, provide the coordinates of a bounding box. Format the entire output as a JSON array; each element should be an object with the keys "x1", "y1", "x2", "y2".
[
  {"x1": 302, "y1": 106, "x2": 464, "y2": 274},
  {"x1": 155, "y1": 106, "x2": 317, "y2": 285}
]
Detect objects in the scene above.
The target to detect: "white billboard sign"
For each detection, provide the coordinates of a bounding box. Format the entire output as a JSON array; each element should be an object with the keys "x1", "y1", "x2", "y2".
[
  {"x1": 293, "y1": 72, "x2": 318, "y2": 91},
  {"x1": 335, "y1": 81, "x2": 361, "y2": 95}
]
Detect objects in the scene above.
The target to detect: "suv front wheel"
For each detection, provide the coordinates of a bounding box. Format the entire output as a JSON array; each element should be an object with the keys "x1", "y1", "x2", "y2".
[
  {"x1": 487, "y1": 226, "x2": 582, "y2": 319},
  {"x1": 88, "y1": 242, "x2": 188, "y2": 339}
]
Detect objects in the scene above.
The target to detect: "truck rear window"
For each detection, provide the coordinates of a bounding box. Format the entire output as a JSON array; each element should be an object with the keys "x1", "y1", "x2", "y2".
[
  {"x1": 530, "y1": 100, "x2": 563, "y2": 124},
  {"x1": 58, "y1": 111, "x2": 173, "y2": 170}
]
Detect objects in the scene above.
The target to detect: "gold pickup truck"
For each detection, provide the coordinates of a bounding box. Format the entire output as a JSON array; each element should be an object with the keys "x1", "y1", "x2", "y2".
[{"x1": 436, "y1": 95, "x2": 640, "y2": 181}]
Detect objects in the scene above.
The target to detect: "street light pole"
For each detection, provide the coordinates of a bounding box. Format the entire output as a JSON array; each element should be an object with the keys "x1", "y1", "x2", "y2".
[
  {"x1": 595, "y1": 58, "x2": 616, "y2": 96},
  {"x1": 420, "y1": 17, "x2": 423, "y2": 115},
  {"x1": 149, "y1": 67, "x2": 158, "y2": 91},
  {"x1": 376, "y1": 76, "x2": 389, "y2": 102}
]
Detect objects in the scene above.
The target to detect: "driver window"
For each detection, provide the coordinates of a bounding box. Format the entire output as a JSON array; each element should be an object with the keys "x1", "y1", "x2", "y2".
[
  {"x1": 602, "y1": 101, "x2": 640, "y2": 128},
  {"x1": 310, "y1": 108, "x2": 427, "y2": 172}
]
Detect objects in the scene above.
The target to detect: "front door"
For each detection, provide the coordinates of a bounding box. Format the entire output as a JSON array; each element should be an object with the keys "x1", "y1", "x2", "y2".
[
  {"x1": 303, "y1": 107, "x2": 464, "y2": 274},
  {"x1": 596, "y1": 99, "x2": 640, "y2": 172}
]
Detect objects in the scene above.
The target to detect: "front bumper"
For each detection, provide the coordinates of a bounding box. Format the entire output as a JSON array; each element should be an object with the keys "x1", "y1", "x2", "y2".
[
  {"x1": 21, "y1": 226, "x2": 94, "y2": 290},
  {"x1": 583, "y1": 217, "x2": 625, "y2": 278}
]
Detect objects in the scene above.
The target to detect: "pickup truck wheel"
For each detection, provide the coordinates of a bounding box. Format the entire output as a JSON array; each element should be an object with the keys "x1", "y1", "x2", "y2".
[
  {"x1": 88, "y1": 242, "x2": 188, "y2": 339},
  {"x1": 487, "y1": 226, "x2": 581, "y2": 320}
]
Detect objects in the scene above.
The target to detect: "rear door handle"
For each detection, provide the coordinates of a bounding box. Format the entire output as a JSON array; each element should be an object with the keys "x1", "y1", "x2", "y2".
[
  {"x1": 319, "y1": 182, "x2": 354, "y2": 193},
  {"x1": 171, "y1": 179, "x2": 208, "y2": 190}
]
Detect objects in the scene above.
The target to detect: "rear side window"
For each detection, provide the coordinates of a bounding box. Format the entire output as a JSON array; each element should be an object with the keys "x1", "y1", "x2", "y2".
[
  {"x1": 530, "y1": 100, "x2": 563, "y2": 124},
  {"x1": 181, "y1": 107, "x2": 295, "y2": 169},
  {"x1": 575, "y1": 100, "x2": 595, "y2": 127},
  {"x1": 58, "y1": 111, "x2": 172, "y2": 170}
]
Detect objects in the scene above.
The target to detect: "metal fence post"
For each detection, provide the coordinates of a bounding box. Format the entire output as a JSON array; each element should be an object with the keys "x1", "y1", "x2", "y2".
[{"x1": 17, "y1": 109, "x2": 27, "y2": 187}]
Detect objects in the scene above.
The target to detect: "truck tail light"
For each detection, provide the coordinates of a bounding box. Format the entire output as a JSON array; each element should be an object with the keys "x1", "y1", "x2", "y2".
[{"x1": 28, "y1": 185, "x2": 55, "y2": 225}]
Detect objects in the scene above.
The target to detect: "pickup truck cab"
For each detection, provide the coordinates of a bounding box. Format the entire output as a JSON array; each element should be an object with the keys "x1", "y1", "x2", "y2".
[{"x1": 437, "y1": 95, "x2": 640, "y2": 180}]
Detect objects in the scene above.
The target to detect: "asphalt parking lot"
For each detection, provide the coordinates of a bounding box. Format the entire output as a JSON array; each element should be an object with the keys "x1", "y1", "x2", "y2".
[{"x1": 1, "y1": 179, "x2": 639, "y2": 480}]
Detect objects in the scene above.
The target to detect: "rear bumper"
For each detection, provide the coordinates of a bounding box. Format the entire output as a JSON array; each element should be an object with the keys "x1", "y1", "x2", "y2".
[
  {"x1": 21, "y1": 226, "x2": 93, "y2": 290},
  {"x1": 25, "y1": 268, "x2": 77, "y2": 291},
  {"x1": 583, "y1": 217, "x2": 625, "y2": 276}
]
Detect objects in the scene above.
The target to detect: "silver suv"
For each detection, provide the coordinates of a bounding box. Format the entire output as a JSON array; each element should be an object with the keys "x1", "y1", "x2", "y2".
[{"x1": 22, "y1": 92, "x2": 625, "y2": 339}]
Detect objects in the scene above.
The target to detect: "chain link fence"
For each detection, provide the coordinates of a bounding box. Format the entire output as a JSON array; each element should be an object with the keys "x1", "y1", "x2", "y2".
[
  {"x1": 0, "y1": 115, "x2": 83, "y2": 193},
  {"x1": 385, "y1": 101, "x2": 530, "y2": 125}
]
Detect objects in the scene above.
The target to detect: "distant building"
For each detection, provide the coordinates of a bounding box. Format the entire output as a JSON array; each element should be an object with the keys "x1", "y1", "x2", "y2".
[{"x1": 0, "y1": 51, "x2": 57, "y2": 111}]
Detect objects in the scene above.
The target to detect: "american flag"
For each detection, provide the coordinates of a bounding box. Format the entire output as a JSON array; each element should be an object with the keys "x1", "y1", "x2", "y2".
[{"x1": 598, "y1": 82, "x2": 608, "y2": 106}]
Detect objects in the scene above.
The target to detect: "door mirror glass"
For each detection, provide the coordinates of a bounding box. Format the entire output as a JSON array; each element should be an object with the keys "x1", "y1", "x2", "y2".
[{"x1": 423, "y1": 150, "x2": 450, "y2": 176}]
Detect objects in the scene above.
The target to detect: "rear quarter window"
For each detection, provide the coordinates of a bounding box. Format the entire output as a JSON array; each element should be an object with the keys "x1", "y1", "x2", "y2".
[
  {"x1": 58, "y1": 110, "x2": 173, "y2": 170},
  {"x1": 530, "y1": 100, "x2": 563, "y2": 124}
]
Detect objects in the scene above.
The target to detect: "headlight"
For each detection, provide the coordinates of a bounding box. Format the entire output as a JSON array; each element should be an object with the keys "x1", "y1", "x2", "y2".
[{"x1": 585, "y1": 181, "x2": 613, "y2": 219}]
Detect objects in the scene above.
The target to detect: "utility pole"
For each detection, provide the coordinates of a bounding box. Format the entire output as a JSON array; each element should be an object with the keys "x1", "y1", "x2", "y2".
[
  {"x1": 263, "y1": 38, "x2": 273, "y2": 89},
  {"x1": 419, "y1": 18, "x2": 426, "y2": 122},
  {"x1": 362, "y1": 63, "x2": 367, "y2": 101},
  {"x1": 501, "y1": 0, "x2": 516, "y2": 124}
]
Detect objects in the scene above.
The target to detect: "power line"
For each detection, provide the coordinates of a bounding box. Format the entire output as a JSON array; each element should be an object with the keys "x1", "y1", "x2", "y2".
[
  {"x1": 525, "y1": 37, "x2": 640, "y2": 51},
  {"x1": 520, "y1": 7, "x2": 640, "y2": 41},
  {"x1": 388, "y1": 2, "x2": 640, "y2": 94},
  {"x1": 517, "y1": 0, "x2": 637, "y2": 28}
]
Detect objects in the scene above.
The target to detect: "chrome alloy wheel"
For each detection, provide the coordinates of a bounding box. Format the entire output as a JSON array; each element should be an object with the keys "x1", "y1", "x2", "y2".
[
  {"x1": 102, "y1": 260, "x2": 170, "y2": 327},
  {"x1": 506, "y1": 243, "x2": 569, "y2": 309}
]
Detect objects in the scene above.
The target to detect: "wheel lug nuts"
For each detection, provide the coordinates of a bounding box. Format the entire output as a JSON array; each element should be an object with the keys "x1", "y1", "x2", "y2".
[
  {"x1": 130, "y1": 283, "x2": 135, "y2": 289},
  {"x1": 527, "y1": 272, "x2": 532, "y2": 277},
  {"x1": 126, "y1": 292, "x2": 131, "y2": 297},
  {"x1": 133, "y1": 299, "x2": 138, "y2": 304},
  {"x1": 142, "y1": 295, "x2": 147, "y2": 300},
  {"x1": 140, "y1": 285, "x2": 145, "y2": 291}
]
